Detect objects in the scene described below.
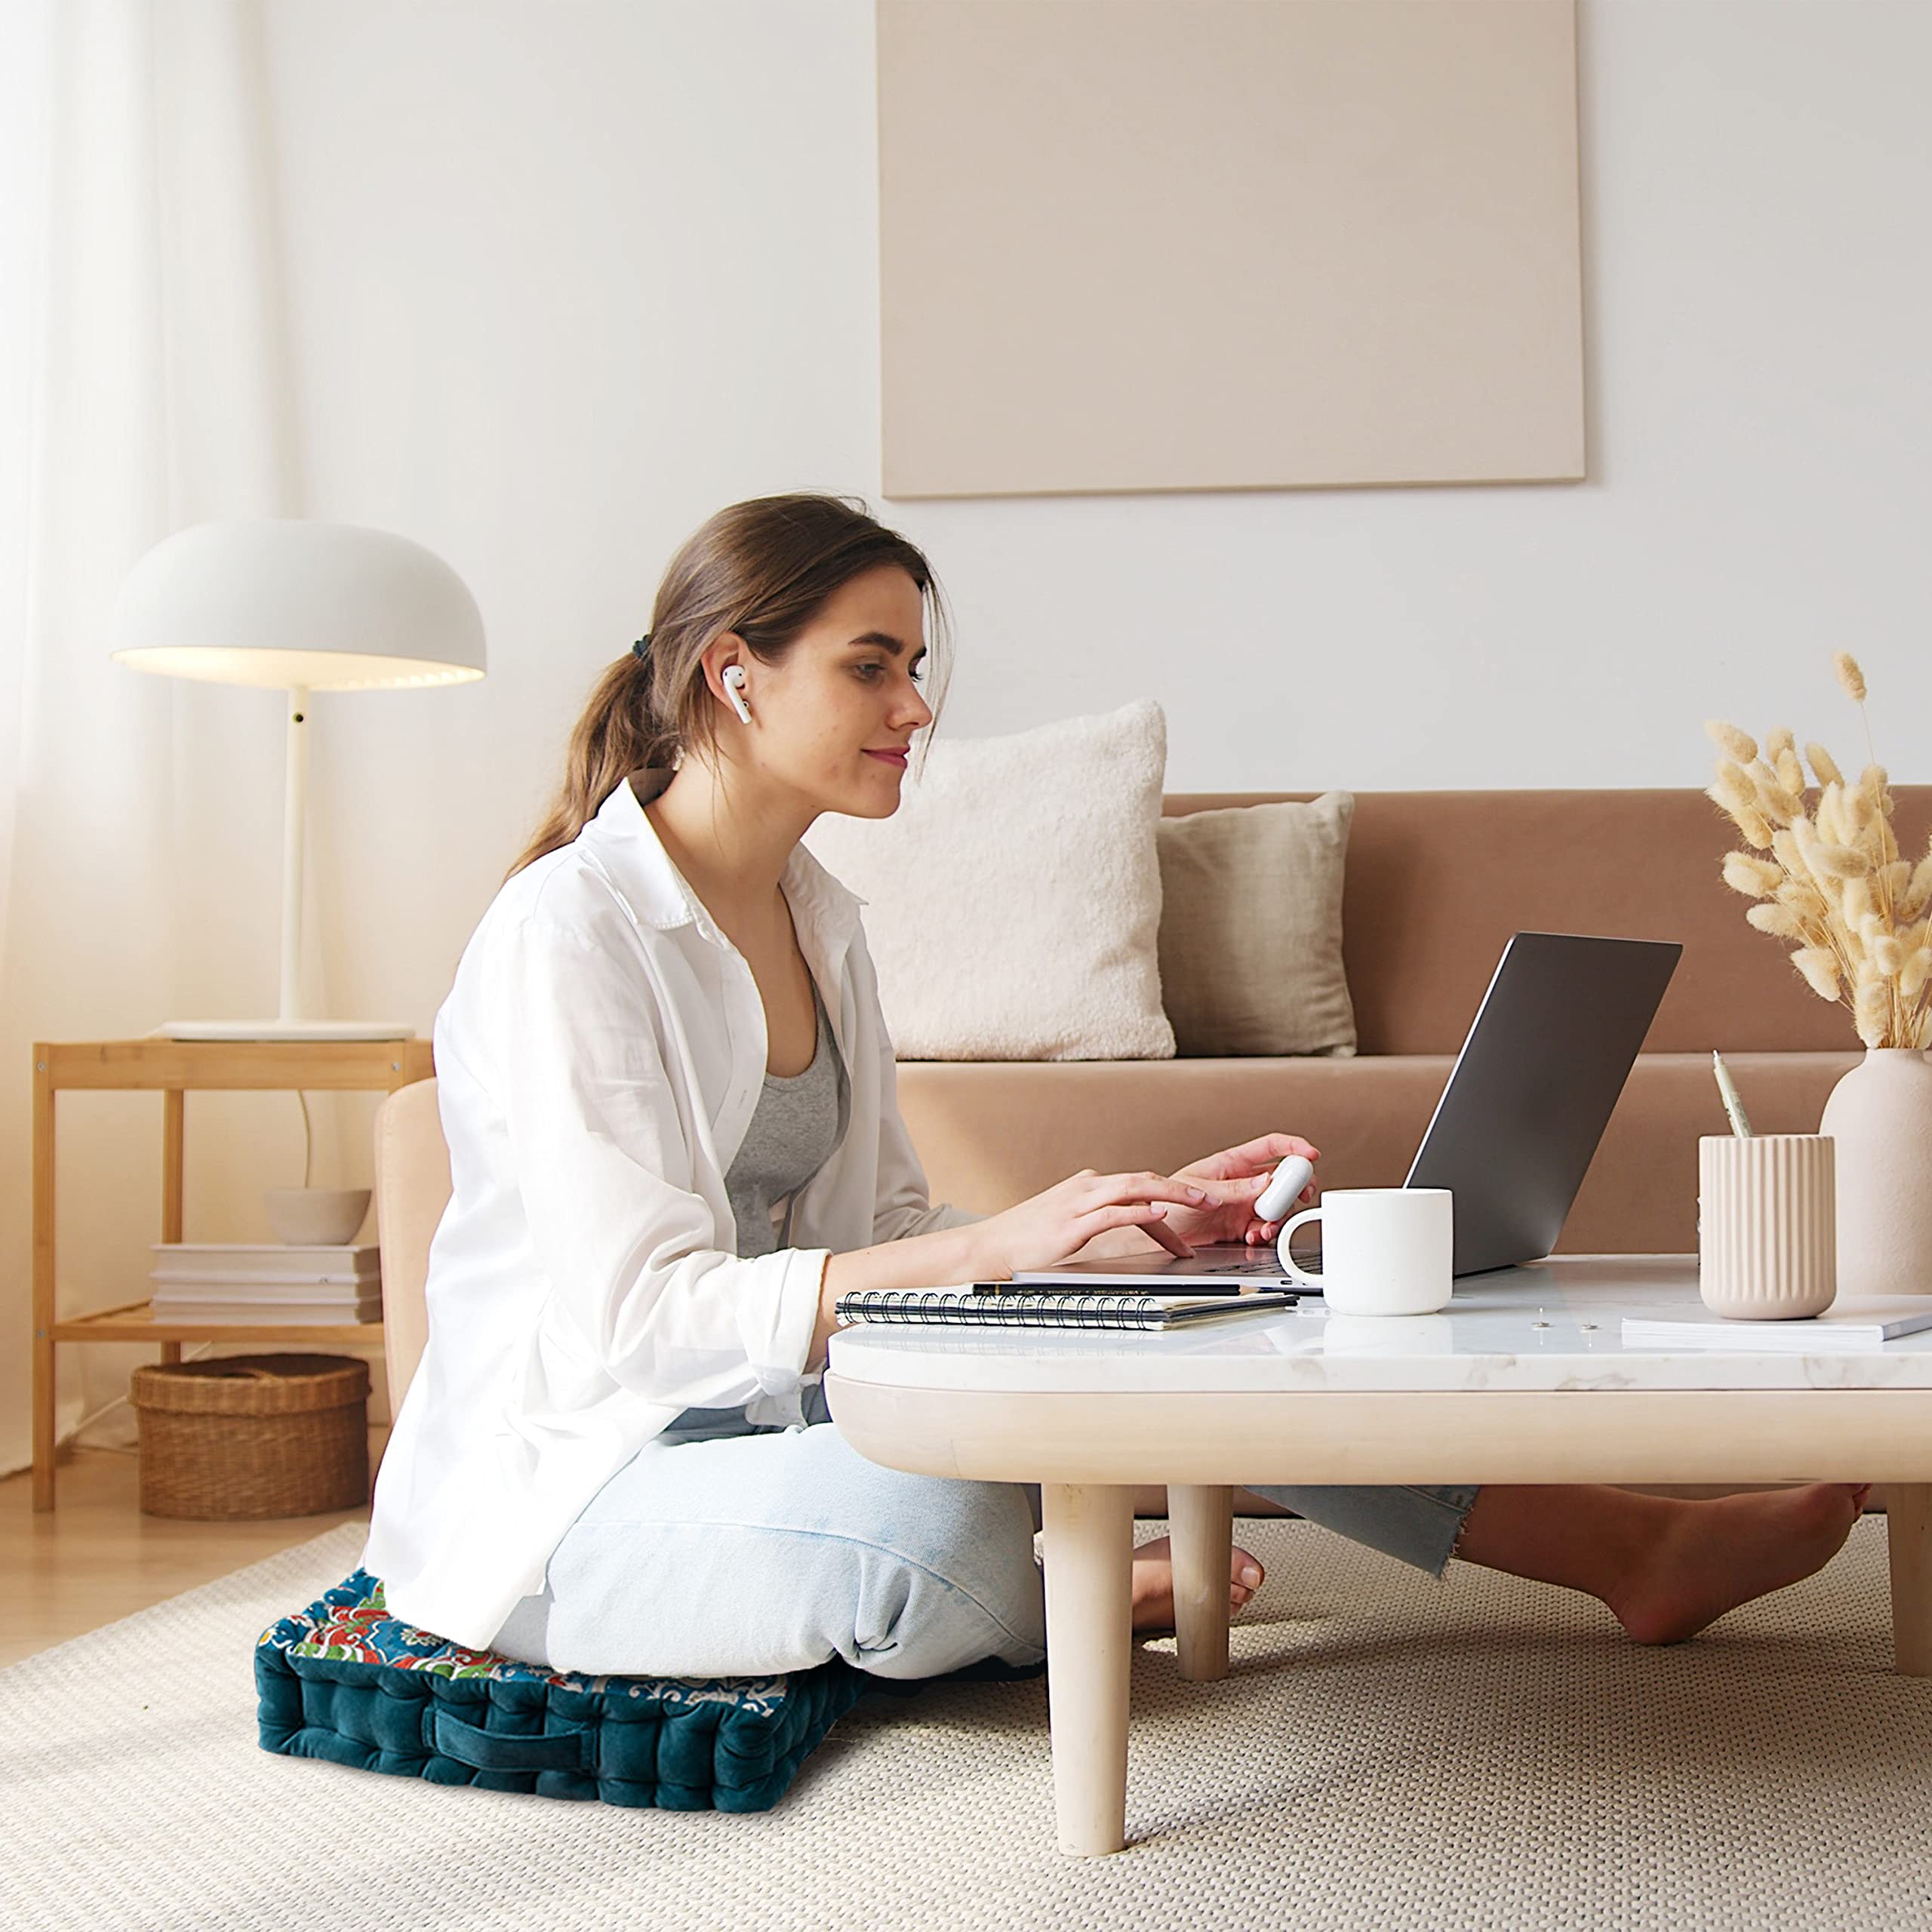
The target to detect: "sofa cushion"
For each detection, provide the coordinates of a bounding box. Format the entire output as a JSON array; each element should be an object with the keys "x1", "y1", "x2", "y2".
[
  {"x1": 1155, "y1": 793, "x2": 1355, "y2": 1057},
  {"x1": 804, "y1": 700, "x2": 1174, "y2": 1060}
]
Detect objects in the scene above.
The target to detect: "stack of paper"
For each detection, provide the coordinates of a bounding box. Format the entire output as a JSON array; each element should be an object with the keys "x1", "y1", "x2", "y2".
[
  {"x1": 1620, "y1": 1297, "x2": 1932, "y2": 1352},
  {"x1": 150, "y1": 1243, "x2": 382, "y2": 1324}
]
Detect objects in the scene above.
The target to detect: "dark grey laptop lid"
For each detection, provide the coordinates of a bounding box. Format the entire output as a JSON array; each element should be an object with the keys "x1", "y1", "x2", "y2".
[{"x1": 1406, "y1": 933, "x2": 1681, "y2": 1276}]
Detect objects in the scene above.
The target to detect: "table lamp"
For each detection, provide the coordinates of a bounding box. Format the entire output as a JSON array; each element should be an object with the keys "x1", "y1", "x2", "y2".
[{"x1": 112, "y1": 518, "x2": 487, "y2": 1041}]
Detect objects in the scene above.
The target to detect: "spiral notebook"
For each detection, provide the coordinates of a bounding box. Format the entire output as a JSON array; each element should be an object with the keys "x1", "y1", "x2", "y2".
[{"x1": 835, "y1": 1288, "x2": 1300, "y2": 1331}]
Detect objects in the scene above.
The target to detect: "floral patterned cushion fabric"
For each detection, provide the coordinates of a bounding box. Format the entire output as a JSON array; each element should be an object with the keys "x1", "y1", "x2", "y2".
[{"x1": 255, "y1": 1569, "x2": 869, "y2": 1811}]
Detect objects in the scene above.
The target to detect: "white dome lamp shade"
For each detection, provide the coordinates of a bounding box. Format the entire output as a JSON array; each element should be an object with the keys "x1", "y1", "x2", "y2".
[{"x1": 112, "y1": 520, "x2": 488, "y2": 1041}]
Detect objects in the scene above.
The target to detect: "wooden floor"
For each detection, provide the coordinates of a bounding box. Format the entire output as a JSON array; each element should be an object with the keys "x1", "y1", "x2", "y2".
[{"x1": 0, "y1": 1437, "x2": 382, "y2": 1669}]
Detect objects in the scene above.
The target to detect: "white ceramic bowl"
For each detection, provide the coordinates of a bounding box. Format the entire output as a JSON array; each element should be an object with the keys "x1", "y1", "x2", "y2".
[{"x1": 264, "y1": 1186, "x2": 371, "y2": 1247}]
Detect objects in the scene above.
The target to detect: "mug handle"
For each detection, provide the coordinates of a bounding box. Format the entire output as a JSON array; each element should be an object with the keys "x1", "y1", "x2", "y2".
[{"x1": 1276, "y1": 1207, "x2": 1324, "y2": 1287}]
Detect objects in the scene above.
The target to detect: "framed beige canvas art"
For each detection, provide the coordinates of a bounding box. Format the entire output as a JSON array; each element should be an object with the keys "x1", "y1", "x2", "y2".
[{"x1": 878, "y1": 0, "x2": 1586, "y2": 499}]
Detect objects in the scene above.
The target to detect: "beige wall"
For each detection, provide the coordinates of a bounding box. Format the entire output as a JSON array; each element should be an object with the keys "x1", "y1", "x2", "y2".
[{"x1": 879, "y1": 0, "x2": 1585, "y2": 497}]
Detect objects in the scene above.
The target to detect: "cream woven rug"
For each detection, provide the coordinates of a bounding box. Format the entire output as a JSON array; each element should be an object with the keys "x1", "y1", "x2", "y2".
[{"x1": 7, "y1": 1516, "x2": 1932, "y2": 1931}]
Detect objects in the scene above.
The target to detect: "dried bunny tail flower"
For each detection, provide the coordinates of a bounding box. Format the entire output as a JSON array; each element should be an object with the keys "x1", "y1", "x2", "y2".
[
  {"x1": 1872, "y1": 934, "x2": 1907, "y2": 974},
  {"x1": 1774, "y1": 746, "x2": 1806, "y2": 796},
  {"x1": 1721, "y1": 853, "x2": 1783, "y2": 897},
  {"x1": 1854, "y1": 975, "x2": 1889, "y2": 1046},
  {"x1": 1900, "y1": 854, "x2": 1932, "y2": 923},
  {"x1": 1773, "y1": 826, "x2": 1816, "y2": 881},
  {"x1": 1843, "y1": 874, "x2": 1875, "y2": 928},
  {"x1": 1765, "y1": 726, "x2": 1797, "y2": 761},
  {"x1": 1810, "y1": 841, "x2": 1875, "y2": 879},
  {"x1": 1805, "y1": 741, "x2": 1844, "y2": 786},
  {"x1": 1883, "y1": 858, "x2": 1913, "y2": 899},
  {"x1": 1749, "y1": 762, "x2": 1802, "y2": 825},
  {"x1": 1710, "y1": 761, "x2": 1757, "y2": 816},
  {"x1": 1834, "y1": 651, "x2": 1868, "y2": 702},
  {"x1": 1776, "y1": 877, "x2": 1832, "y2": 924},
  {"x1": 1860, "y1": 764, "x2": 1900, "y2": 868},
  {"x1": 1735, "y1": 806, "x2": 1774, "y2": 852},
  {"x1": 1814, "y1": 782, "x2": 1850, "y2": 845},
  {"x1": 1792, "y1": 947, "x2": 1841, "y2": 1001},
  {"x1": 1746, "y1": 903, "x2": 1803, "y2": 938},
  {"x1": 1903, "y1": 948, "x2": 1932, "y2": 999},
  {"x1": 1705, "y1": 719, "x2": 1758, "y2": 764}
]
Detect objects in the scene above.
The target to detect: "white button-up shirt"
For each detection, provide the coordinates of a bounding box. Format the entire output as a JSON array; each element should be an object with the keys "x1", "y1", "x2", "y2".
[{"x1": 364, "y1": 771, "x2": 971, "y2": 1650}]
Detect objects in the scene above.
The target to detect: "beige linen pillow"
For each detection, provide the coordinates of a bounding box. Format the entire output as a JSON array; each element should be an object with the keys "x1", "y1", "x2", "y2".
[
  {"x1": 803, "y1": 700, "x2": 1175, "y2": 1060},
  {"x1": 1155, "y1": 794, "x2": 1356, "y2": 1057}
]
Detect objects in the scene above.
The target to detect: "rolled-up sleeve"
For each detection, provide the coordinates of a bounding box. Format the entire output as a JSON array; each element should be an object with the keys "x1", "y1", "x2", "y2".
[{"x1": 489, "y1": 909, "x2": 826, "y2": 1411}]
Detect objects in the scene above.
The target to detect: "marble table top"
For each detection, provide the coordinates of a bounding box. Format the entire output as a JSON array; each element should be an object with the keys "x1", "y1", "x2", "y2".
[{"x1": 826, "y1": 1255, "x2": 1932, "y2": 1395}]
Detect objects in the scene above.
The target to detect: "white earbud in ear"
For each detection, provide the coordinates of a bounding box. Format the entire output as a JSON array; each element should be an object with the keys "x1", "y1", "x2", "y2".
[{"x1": 721, "y1": 663, "x2": 752, "y2": 724}]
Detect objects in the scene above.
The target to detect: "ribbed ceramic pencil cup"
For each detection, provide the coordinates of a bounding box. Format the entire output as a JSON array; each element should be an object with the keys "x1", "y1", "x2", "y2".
[{"x1": 1697, "y1": 1134, "x2": 1837, "y2": 1319}]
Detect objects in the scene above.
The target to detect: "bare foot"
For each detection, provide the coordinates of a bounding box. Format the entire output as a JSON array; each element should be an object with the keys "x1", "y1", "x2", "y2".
[
  {"x1": 1605, "y1": 1483, "x2": 1869, "y2": 1645},
  {"x1": 1130, "y1": 1536, "x2": 1263, "y2": 1632}
]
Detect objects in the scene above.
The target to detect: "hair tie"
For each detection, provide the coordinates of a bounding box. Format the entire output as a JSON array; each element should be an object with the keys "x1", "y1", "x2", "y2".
[{"x1": 630, "y1": 634, "x2": 652, "y2": 661}]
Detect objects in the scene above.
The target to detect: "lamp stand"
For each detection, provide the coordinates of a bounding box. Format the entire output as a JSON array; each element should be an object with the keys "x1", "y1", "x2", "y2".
[{"x1": 159, "y1": 686, "x2": 414, "y2": 1043}]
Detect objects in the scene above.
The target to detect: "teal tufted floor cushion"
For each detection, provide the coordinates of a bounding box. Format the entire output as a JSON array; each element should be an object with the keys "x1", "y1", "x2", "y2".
[{"x1": 256, "y1": 1569, "x2": 872, "y2": 1812}]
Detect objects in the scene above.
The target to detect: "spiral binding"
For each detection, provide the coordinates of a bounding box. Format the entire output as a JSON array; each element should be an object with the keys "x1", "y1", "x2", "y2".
[{"x1": 835, "y1": 1290, "x2": 1167, "y2": 1331}]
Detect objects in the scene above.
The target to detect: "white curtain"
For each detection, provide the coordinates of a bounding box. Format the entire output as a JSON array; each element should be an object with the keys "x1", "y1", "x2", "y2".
[{"x1": 0, "y1": 0, "x2": 314, "y2": 1474}]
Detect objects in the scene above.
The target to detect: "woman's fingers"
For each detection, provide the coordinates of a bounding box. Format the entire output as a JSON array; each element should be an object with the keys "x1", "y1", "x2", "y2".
[
  {"x1": 1211, "y1": 1133, "x2": 1321, "y2": 1175},
  {"x1": 1084, "y1": 1203, "x2": 1195, "y2": 1253},
  {"x1": 1140, "y1": 1210, "x2": 1195, "y2": 1259},
  {"x1": 1083, "y1": 1171, "x2": 1211, "y2": 1208}
]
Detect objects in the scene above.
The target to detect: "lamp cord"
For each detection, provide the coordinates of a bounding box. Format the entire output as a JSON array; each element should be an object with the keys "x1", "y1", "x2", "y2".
[{"x1": 297, "y1": 1089, "x2": 314, "y2": 1189}]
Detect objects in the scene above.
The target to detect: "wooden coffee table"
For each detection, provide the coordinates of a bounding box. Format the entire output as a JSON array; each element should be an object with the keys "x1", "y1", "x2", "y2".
[{"x1": 825, "y1": 1255, "x2": 1932, "y2": 1856}]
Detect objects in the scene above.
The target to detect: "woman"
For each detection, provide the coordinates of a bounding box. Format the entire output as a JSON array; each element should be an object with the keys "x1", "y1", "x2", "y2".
[{"x1": 365, "y1": 494, "x2": 1866, "y2": 1681}]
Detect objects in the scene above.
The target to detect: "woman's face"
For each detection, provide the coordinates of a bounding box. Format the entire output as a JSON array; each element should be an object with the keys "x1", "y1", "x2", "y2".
[{"x1": 728, "y1": 564, "x2": 934, "y2": 820}]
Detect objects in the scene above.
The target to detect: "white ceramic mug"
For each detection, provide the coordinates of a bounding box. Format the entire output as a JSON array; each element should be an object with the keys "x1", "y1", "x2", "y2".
[{"x1": 1276, "y1": 1187, "x2": 1454, "y2": 1315}]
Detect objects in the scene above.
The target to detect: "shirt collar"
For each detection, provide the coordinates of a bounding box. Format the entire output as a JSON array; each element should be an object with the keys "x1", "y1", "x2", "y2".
[{"x1": 582, "y1": 770, "x2": 866, "y2": 963}]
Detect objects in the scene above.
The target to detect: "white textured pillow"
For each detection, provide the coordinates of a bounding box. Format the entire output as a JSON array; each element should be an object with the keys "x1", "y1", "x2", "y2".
[{"x1": 804, "y1": 700, "x2": 1175, "y2": 1060}]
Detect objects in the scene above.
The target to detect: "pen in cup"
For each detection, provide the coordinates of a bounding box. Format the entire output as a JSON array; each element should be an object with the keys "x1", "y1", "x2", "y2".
[{"x1": 1711, "y1": 1050, "x2": 1754, "y2": 1139}]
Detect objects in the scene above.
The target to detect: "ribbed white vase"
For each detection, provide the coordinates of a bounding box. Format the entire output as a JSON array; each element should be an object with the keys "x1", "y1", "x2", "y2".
[
  {"x1": 1697, "y1": 1135, "x2": 1837, "y2": 1319},
  {"x1": 1818, "y1": 1047, "x2": 1932, "y2": 1300}
]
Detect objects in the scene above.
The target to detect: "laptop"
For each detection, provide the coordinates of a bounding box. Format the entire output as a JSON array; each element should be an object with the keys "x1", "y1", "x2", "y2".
[{"x1": 1005, "y1": 931, "x2": 1682, "y2": 1291}]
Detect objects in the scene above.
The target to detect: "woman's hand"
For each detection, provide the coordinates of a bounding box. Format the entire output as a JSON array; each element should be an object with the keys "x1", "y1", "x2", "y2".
[
  {"x1": 969, "y1": 1170, "x2": 1222, "y2": 1279},
  {"x1": 1159, "y1": 1134, "x2": 1321, "y2": 1251}
]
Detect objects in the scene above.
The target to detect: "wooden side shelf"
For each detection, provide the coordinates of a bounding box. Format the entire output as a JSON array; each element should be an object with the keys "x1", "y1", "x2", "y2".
[
  {"x1": 51, "y1": 1300, "x2": 388, "y2": 1346},
  {"x1": 32, "y1": 1036, "x2": 434, "y2": 1511}
]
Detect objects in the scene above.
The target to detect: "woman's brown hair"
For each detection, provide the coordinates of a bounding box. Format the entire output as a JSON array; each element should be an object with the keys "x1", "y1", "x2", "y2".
[{"x1": 509, "y1": 494, "x2": 950, "y2": 876}]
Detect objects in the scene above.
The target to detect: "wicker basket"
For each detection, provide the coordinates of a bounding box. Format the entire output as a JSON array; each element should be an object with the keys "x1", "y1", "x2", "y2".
[{"x1": 131, "y1": 1354, "x2": 371, "y2": 1520}]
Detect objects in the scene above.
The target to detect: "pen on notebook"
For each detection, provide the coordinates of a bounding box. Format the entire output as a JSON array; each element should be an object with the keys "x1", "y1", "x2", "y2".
[{"x1": 1712, "y1": 1050, "x2": 1753, "y2": 1138}]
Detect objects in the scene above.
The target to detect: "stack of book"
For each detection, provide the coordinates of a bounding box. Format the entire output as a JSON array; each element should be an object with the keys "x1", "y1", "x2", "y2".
[{"x1": 149, "y1": 1243, "x2": 383, "y2": 1324}]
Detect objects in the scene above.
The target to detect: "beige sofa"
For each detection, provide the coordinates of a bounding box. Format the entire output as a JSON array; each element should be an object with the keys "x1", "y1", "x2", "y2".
[
  {"x1": 376, "y1": 784, "x2": 1928, "y2": 1411},
  {"x1": 895, "y1": 787, "x2": 1932, "y2": 1257}
]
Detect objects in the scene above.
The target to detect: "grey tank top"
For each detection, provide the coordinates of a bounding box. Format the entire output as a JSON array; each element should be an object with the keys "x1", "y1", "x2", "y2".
[{"x1": 724, "y1": 983, "x2": 849, "y2": 1258}]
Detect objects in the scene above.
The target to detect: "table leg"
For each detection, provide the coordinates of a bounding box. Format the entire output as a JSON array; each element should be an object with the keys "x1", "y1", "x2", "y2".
[
  {"x1": 1168, "y1": 1484, "x2": 1232, "y2": 1681},
  {"x1": 160, "y1": 1088, "x2": 184, "y2": 1365},
  {"x1": 1887, "y1": 1484, "x2": 1932, "y2": 1675},
  {"x1": 32, "y1": 1053, "x2": 56, "y2": 1511},
  {"x1": 1041, "y1": 1482, "x2": 1134, "y2": 1857}
]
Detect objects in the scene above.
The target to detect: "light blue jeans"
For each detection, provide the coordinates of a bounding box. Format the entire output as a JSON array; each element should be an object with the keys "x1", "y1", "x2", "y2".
[{"x1": 489, "y1": 1386, "x2": 1480, "y2": 1681}]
